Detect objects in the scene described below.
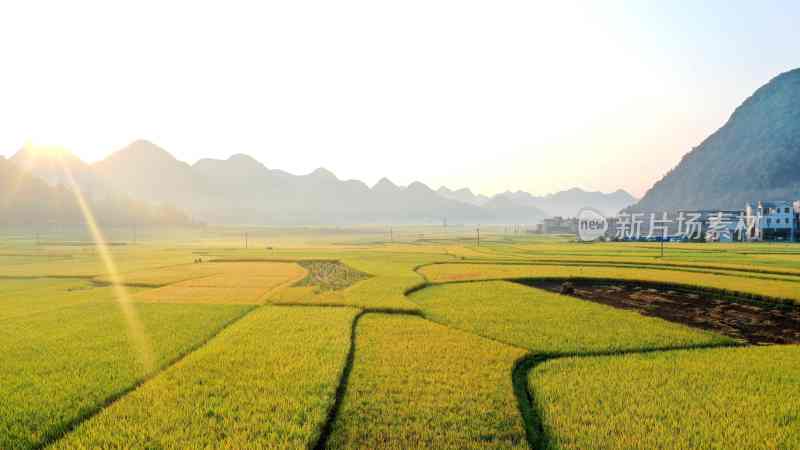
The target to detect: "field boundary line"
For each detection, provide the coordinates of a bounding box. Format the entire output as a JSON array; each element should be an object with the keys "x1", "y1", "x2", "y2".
[
  {"x1": 516, "y1": 341, "x2": 744, "y2": 449},
  {"x1": 406, "y1": 284, "x2": 738, "y2": 356},
  {"x1": 405, "y1": 280, "x2": 745, "y2": 450},
  {"x1": 311, "y1": 309, "x2": 365, "y2": 450},
  {"x1": 415, "y1": 273, "x2": 799, "y2": 307},
  {"x1": 37, "y1": 303, "x2": 260, "y2": 450},
  {"x1": 309, "y1": 307, "x2": 423, "y2": 450},
  {"x1": 258, "y1": 265, "x2": 312, "y2": 303},
  {"x1": 207, "y1": 257, "x2": 337, "y2": 263},
  {"x1": 0, "y1": 274, "x2": 95, "y2": 280},
  {"x1": 275, "y1": 303, "x2": 423, "y2": 316},
  {"x1": 415, "y1": 259, "x2": 800, "y2": 281},
  {"x1": 512, "y1": 354, "x2": 549, "y2": 448}
]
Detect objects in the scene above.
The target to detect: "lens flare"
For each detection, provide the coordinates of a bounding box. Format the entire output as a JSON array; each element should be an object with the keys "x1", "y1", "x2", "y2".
[{"x1": 43, "y1": 146, "x2": 156, "y2": 372}]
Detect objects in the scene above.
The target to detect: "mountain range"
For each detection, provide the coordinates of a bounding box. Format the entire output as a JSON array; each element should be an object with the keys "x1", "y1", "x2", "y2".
[
  {"x1": 438, "y1": 186, "x2": 636, "y2": 218},
  {"x1": 630, "y1": 67, "x2": 800, "y2": 212},
  {"x1": 8, "y1": 141, "x2": 636, "y2": 225},
  {"x1": 0, "y1": 154, "x2": 188, "y2": 227}
]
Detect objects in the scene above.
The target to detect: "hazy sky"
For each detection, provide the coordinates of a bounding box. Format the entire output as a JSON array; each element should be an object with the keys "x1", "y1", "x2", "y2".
[{"x1": 1, "y1": 1, "x2": 798, "y2": 197}]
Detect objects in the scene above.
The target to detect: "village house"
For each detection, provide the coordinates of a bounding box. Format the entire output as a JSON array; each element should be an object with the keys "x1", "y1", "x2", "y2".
[
  {"x1": 746, "y1": 201, "x2": 799, "y2": 242},
  {"x1": 538, "y1": 216, "x2": 578, "y2": 234}
]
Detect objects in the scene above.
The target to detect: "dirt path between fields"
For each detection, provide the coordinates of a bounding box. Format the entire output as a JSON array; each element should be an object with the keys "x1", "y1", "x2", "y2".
[{"x1": 524, "y1": 279, "x2": 800, "y2": 345}]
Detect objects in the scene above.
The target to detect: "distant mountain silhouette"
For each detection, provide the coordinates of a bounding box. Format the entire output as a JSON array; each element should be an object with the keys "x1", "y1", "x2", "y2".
[
  {"x1": 515, "y1": 187, "x2": 637, "y2": 217},
  {"x1": 373, "y1": 177, "x2": 402, "y2": 195},
  {"x1": 630, "y1": 68, "x2": 800, "y2": 212},
  {"x1": 10, "y1": 141, "x2": 528, "y2": 224},
  {"x1": 0, "y1": 155, "x2": 188, "y2": 226},
  {"x1": 437, "y1": 187, "x2": 490, "y2": 206},
  {"x1": 94, "y1": 140, "x2": 208, "y2": 207},
  {"x1": 438, "y1": 185, "x2": 636, "y2": 218},
  {"x1": 11, "y1": 140, "x2": 636, "y2": 225}
]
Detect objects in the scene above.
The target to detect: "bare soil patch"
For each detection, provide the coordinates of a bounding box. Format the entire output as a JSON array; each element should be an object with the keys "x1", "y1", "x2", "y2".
[{"x1": 522, "y1": 278, "x2": 800, "y2": 345}]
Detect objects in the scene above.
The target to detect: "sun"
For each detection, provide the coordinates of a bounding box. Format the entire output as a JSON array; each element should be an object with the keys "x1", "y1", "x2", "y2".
[{"x1": 19, "y1": 141, "x2": 76, "y2": 162}]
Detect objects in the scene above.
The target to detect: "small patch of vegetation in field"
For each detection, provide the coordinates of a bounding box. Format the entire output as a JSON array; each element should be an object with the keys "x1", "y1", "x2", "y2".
[
  {"x1": 274, "y1": 254, "x2": 436, "y2": 311},
  {"x1": 294, "y1": 260, "x2": 370, "y2": 291},
  {"x1": 328, "y1": 313, "x2": 528, "y2": 449},
  {"x1": 55, "y1": 307, "x2": 357, "y2": 449},
  {"x1": 530, "y1": 345, "x2": 800, "y2": 449}
]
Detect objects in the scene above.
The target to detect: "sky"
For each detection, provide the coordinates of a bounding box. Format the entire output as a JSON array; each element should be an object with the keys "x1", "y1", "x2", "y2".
[{"x1": 1, "y1": 1, "x2": 798, "y2": 198}]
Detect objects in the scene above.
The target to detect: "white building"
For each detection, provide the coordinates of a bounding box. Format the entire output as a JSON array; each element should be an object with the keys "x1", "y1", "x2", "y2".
[{"x1": 745, "y1": 201, "x2": 798, "y2": 242}]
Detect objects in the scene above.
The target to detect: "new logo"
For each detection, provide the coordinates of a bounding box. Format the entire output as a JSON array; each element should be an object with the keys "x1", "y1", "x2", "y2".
[{"x1": 577, "y1": 207, "x2": 607, "y2": 242}]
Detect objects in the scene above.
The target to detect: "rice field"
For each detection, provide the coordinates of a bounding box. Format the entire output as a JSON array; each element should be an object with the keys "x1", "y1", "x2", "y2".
[
  {"x1": 272, "y1": 254, "x2": 437, "y2": 311},
  {"x1": 420, "y1": 262, "x2": 800, "y2": 303},
  {"x1": 54, "y1": 306, "x2": 357, "y2": 449},
  {"x1": 294, "y1": 260, "x2": 371, "y2": 291},
  {"x1": 0, "y1": 300, "x2": 251, "y2": 449},
  {"x1": 0, "y1": 278, "x2": 139, "y2": 320},
  {"x1": 530, "y1": 345, "x2": 800, "y2": 449},
  {"x1": 327, "y1": 314, "x2": 529, "y2": 449},
  {"x1": 2, "y1": 227, "x2": 800, "y2": 449},
  {"x1": 129, "y1": 262, "x2": 306, "y2": 304},
  {"x1": 409, "y1": 280, "x2": 731, "y2": 355}
]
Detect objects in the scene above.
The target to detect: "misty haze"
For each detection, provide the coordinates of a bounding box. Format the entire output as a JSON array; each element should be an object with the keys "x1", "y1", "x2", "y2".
[{"x1": 2, "y1": 2, "x2": 800, "y2": 449}]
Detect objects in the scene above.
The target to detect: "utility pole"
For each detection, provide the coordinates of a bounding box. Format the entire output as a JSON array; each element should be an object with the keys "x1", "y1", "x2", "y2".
[
  {"x1": 476, "y1": 226, "x2": 480, "y2": 247},
  {"x1": 390, "y1": 227, "x2": 393, "y2": 243}
]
